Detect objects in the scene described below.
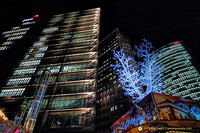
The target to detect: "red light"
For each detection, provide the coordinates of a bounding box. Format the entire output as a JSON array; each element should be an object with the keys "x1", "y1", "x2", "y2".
[
  {"x1": 33, "y1": 15, "x2": 39, "y2": 18},
  {"x1": 173, "y1": 41, "x2": 180, "y2": 44}
]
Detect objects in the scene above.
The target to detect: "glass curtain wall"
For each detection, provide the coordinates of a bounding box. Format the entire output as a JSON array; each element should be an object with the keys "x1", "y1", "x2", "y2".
[{"x1": 0, "y1": 8, "x2": 100, "y2": 132}]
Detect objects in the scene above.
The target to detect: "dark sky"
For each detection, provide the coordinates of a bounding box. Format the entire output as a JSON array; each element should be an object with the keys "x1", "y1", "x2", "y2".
[{"x1": 0, "y1": 0, "x2": 200, "y2": 63}]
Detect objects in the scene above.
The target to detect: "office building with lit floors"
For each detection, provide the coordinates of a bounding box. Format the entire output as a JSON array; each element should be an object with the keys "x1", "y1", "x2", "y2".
[
  {"x1": 0, "y1": 8, "x2": 100, "y2": 133},
  {"x1": 154, "y1": 41, "x2": 200, "y2": 101},
  {"x1": 95, "y1": 29, "x2": 132, "y2": 133}
]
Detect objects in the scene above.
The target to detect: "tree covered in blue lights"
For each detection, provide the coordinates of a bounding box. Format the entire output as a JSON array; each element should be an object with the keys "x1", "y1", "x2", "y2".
[
  {"x1": 111, "y1": 39, "x2": 163, "y2": 103},
  {"x1": 134, "y1": 39, "x2": 163, "y2": 94},
  {"x1": 111, "y1": 49, "x2": 145, "y2": 103}
]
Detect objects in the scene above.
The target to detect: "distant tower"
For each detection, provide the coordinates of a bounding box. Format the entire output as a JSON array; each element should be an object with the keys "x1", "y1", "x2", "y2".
[
  {"x1": 154, "y1": 41, "x2": 200, "y2": 101},
  {"x1": 96, "y1": 29, "x2": 132, "y2": 133}
]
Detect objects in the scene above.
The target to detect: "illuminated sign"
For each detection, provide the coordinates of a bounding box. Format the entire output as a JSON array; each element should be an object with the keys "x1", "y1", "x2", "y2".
[
  {"x1": 22, "y1": 18, "x2": 34, "y2": 22},
  {"x1": 33, "y1": 15, "x2": 39, "y2": 18},
  {"x1": 173, "y1": 41, "x2": 180, "y2": 44}
]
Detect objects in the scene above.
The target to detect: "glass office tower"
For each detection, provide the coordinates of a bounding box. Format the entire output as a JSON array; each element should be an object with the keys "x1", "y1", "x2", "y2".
[
  {"x1": 0, "y1": 8, "x2": 100, "y2": 133},
  {"x1": 96, "y1": 29, "x2": 132, "y2": 133},
  {"x1": 154, "y1": 41, "x2": 200, "y2": 101}
]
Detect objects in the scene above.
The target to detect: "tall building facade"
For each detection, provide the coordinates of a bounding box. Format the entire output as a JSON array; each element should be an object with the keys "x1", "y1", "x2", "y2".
[
  {"x1": 154, "y1": 41, "x2": 200, "y2": 101},
  {"x1": 96, "y1": 29, "x2": 132, "y2": 133},
  {"x1": 0, "y1": 8, "x2": 100, "y2": 133}
]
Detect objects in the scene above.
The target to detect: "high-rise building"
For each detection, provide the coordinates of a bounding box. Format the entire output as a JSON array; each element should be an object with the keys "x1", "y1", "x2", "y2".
[
  {"x1": 96, "y1": 29, "x2": 132, "y2": 133},
  {"x1": 154, "y1": 41, "x2": 200, "y2": 101},
  {"x1": 0, "y1": 8, "x2": 100, "y2": 133}
]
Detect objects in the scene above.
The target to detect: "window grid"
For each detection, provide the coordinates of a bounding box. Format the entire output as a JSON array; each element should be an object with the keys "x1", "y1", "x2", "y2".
[
  {"x1": 0, "y1": 88, "x2": 25, "y2": 97},
  {"x1": 38, "y1": 47, "x2": 48, "y2": 52},
  {"x1": 13, "y1": 68, "x2": 36, "y2": 75},
  {"x1": 6, "y1": 77, "x2": 31, "y2": 85},
  {"x1": 19, "y1": 60, "x2": 41, "y2": 67},
  {"x1": 34, "y1": 53, "x2": 45, "y2": 58}
]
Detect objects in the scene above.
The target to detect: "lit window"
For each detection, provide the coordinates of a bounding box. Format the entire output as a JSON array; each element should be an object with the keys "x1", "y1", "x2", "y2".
[
  {"x1": 36, "y1": 66, "x2": 60, "y2": 74},
  {"x1": 0, "y1": 88, "x2": 25, "y2": 97},
  {"x1": 100, "y1": 99, "x2": 102, "y2": 102},
  {"x1": 73, "y1": 32, "x2": 92, "y2": 37},
  {"x1": 7, "y1": 35, "x2": 23, "y2": 40},
  {"x1": 63, "y1": 64, "x2": 88, "y2": 72},
  {"x1": 42, "y1": 27, "x2": 58, "y2": 33},
  {"x1": 29, "y1": 49, "x2": 33, "y2": 53},
  {"x1": 71, "y1": 37, "x2": 91, "y2": 42},
  {"x1": 4, "y1": 31, "x2": 26, "y2": 37},
  {"x1": 13, "y1": 68, "x2": 36, "y2": 75},
  {"x1": 6, "y1": 77, "x2": 31, "y2": 85},
  {"x1": 110, "y1": 106, "x2": 114, "y2": 112},
  {"x1": 22, "y1": 21, "x2": 36, "y2": 25},
  {"x1": 0, "y1": 46, "x2": 9, "y2": 51},
  {"x1": 115, "y1": 105, "x2": 117, "y2": 110},
  {"x1": 61, "y1": 34, "x2": 72, "y2": 38},
  {"x1": 34, "y1": 53, "x2": 45, "y2": 58},
  {"x1": 47, "y1": 66, "x2": 61, "y2": 73},
  {"x1": 40, "y1": 99, "x2": 48, "y2": 109},
  {"x1": 64, "y1": 19, "x2": 77, "y2": 23},
  {"x1": 60, "y1": 40, "x2": 70, "y2": 44},
  {"x1": 2, "y1": 27, "x2": 30, "y2": 34},
  {"x1": 39, "y1": 37, "x2": 47, "y2": 41},
  {"x1": 2, "y1": 41, "x2": 14, "y2": 46},
  {"x1": 38, "y1": 47, "x2": 48, "y2": 52},
  {"x1": 103, "y1": 97, "x2": 106, "y2": 100},
  {"x1": 24, "y1": 54, "x2": 29, "y2": 59},
  {"x1": 12, "y1": 26, "x2": 21, "y2": 30},
  {"x1": 51, "y1": 97, "x2": 83, "y2": 109},
  {"x1": 50, "y1": 16, "x2": 63, "y2": 23},
  {"x1": 19, "y1": 60, "x2": 41, "y2": 67},
  {"x1": 118, "y1": 84, "x2": 121, "y2": 88},
  {"x1": 33, "y1": 42, "x2": 45, "y2": 47},
  {"x1": 47, "y1": 75, "x2": 57, "y2": 83}
]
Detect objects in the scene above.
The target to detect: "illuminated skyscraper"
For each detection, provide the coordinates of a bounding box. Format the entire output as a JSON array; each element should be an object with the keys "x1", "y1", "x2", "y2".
[
  {"x1": 96, "y1": 29, "x2": 132, "y2": 133},
  {"x1": 154, "y1": 41, "x2": 200, "y2": 101},
  {"x1": 0, "y1": 8, "x2": 100, "y2": 133}
]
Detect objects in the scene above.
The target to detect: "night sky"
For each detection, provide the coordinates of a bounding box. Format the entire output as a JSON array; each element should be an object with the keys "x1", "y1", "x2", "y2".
[{"x1": 0, "y1": 0, "x2": 200, "y2": 63}]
